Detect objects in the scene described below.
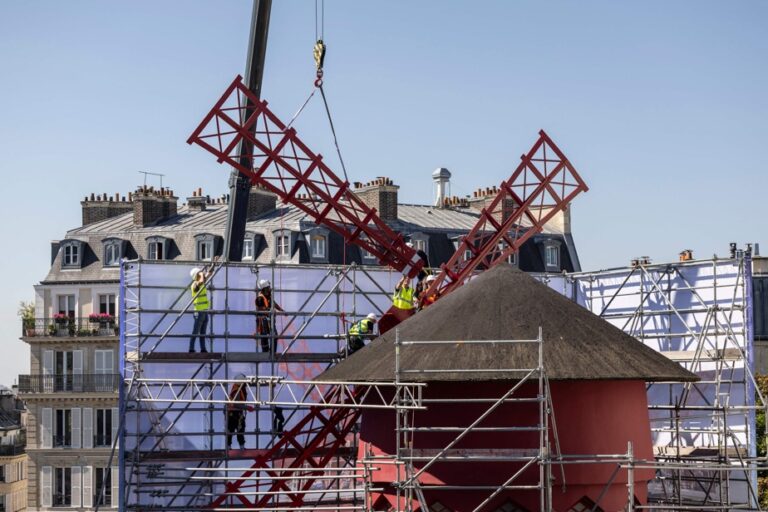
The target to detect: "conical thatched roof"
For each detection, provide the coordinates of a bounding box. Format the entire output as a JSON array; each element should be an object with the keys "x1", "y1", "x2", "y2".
[{"x1": 319, "y1": 265, "x2": 697, "y2": 382}]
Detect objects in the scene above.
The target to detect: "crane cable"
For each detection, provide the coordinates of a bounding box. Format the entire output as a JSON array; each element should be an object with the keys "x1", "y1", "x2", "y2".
[{"x1": 287, "y1": 0, "x2": 348, "y2": 186}]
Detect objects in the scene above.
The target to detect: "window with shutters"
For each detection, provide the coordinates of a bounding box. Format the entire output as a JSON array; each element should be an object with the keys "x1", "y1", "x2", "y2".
[
  {"x1": 53, "y1": 467, "x2": 72, "y2": 506},
  {"x1": 95, "y1": 409, "x2": 113, "y2": 447},
  {"x1": 54, "y1": 410, "x2": 72, "y2": 448},
  {"x1": 54, "y1": 350, "x2": 74, "y2": 392},
  {"x1": 94, "y1": 349, "x2": 114, "y2": 391},
  {"x1": 95, "y1": 467, "x2": 112, "y2": 506}
]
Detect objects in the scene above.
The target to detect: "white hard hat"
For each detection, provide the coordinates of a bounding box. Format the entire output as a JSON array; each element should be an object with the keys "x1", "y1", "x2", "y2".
[
  {"x1": 367, "y1": 313, "x2": 377, "y2": 321},
  {"x1": 190, "y1": 267, "x2": 202, "y2": 279},
  {"x1": 426, "y1": 274, "x2": 437, "y2": 282},
  {"x1": 258, "y1": 279, "x2": 271, "y2": 289},
  {"x1": 406, "y1": 242, "x2": 414, "y2": 248},
  {"x1": 235, "y1": 373, "x2": 246, "y2": 380}
]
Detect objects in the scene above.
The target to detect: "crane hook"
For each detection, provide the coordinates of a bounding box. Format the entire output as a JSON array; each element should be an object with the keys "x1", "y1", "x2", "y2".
[{"x1": 313, "y1": 39, "x2": 326, "y2": 87}]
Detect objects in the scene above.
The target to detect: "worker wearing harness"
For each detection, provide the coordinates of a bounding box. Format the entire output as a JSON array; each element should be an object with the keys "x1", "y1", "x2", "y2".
[
  {"x1": 346, "y1": 313, "x2": 377, "y2": 355},
  {"x1": 226, "y1": 374, "x2": 254, "y2": 450},
  {"x1": 189, "y1": 266, "x2": 212, "y2": 353},
  {"x1": 393, "y1": 276, "x2": 415, "y2": 311},
  {"x1": 255, "y1": 279, "x2": 283, "y2": 353}
]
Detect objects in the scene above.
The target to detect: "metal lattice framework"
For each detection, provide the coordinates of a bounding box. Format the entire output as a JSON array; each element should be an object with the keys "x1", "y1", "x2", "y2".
[
  {"x1": 187, "y1": 75, "x2": 423, "y2": 278},
  {"x1": 541, "y1": 255, "x2": 766, "y2": 510},
  {"x1": 423, "y1": 131, "x2": 588, "y2": 302},
  {"x1": 120, "y1": 261, "x2": 402, "y2": 511}
]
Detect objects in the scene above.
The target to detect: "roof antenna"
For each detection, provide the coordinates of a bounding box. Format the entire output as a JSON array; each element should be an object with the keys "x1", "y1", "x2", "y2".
[{"x1": 139, "y1": 171, "x2": 165, "y2": 189}]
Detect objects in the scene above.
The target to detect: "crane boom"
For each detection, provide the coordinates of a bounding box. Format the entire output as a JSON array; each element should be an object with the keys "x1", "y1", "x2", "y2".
[{"x1": 223, "y1": 0, "x2": 272, "y2": 262}]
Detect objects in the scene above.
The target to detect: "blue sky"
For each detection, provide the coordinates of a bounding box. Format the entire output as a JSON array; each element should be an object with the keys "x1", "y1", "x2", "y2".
[{"x1": 0, "y1": 1, "x2": 766, "y2": 385}]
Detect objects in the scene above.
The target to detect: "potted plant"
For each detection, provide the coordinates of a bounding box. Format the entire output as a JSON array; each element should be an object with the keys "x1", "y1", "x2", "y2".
[
  {"x1": 53, "y1": 313, "x2": 69, "y2": 325},
  {"x1": 18, "y1": 301, "x2": 35, "y2": 336}
]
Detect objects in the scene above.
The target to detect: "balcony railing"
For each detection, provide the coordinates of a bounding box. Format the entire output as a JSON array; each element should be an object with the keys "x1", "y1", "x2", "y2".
[
  {"x1": 18, "y1": 374, "x2": 120, "y2": 393},
  {"x1": 21, "y1": 316, "x2": 118, "y2": 338},
  {"x1": 0, "y1": 443, "x2": 25, "y2": 456}
]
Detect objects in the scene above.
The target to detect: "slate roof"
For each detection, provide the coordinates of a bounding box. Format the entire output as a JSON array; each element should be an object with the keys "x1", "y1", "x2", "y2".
[
  {"x1": 318, "y1": 265, "x2": 698, "y2": 383},
  {"x1": 43, "y1": 201, "x2": 573, "y2": 283}
]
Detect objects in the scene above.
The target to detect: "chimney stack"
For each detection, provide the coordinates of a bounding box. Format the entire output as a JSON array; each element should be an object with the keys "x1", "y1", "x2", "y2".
[
  {"x1": 353, "y1": 177, "x2": 399, "y2": 221},
  {"x1": 432, "y1": 168, "x2": 451, "y2": 208},
  {"x1": 81, "y1": 192, "x2": 134, "y2": 226},
  {"x1": 248, "y1": 185, "x2": 277, "y2": 219},
  {"x1": 187, "y1": 188, "x2": 208, "y2": 211},
  {"x1": 133, "y1": 186, "x2": 178, "y2": 226}
]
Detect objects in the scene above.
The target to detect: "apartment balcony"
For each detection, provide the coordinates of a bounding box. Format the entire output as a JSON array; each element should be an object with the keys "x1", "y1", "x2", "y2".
[
  {"x1": 21, "y1": 316, "x2": 118, "y2": 338},
  {"x1": 0, "y1": 443, "x2": 25, "y2": 457},
  {"x1": 17, "y1": 374, "x2": 120, "y2": 394}
]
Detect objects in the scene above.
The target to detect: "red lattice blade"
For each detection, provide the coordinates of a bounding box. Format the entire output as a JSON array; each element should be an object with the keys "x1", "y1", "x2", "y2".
[
  {"x1": 423, "y1": 130, "x2": 588, "y2": 301},
  {"x1": 188, "y1": 75, "x2": 423, "y2": 278}
]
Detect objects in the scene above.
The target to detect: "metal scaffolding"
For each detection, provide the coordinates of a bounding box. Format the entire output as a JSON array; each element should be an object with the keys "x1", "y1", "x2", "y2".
[
  {"x1": 118, "y1": 256, "x2": 766, "y2": 511},
  {"x1": 119, "y1": 259, "x2": 406, "y2": 511},
  {"x1": 541, "y1": 255, "x2": 766, "y2": 510},
  {"x1": 362, "y1": 330, "x2": 558, "y2": 512}
]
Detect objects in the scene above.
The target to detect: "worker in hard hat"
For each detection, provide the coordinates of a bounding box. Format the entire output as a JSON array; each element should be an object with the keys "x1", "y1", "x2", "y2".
[
  {"x1": 345, "y1": 313, "x2": 378, "y2": 355},
  {"x1": 226, "y1": 373, "x2": 254, "y2": 450},
  {"x1": 255, "y1": 279, "x2": 283, "y2": 353},
  {"x1": 188, "y1": 265, "x2": 213, "y2": 353},
  {"x1": 392, "y1": 275, "x2": 415, "y2": 311},
  {"x1": 419, "y1": 274, "x2": 439, "y2": 310}
]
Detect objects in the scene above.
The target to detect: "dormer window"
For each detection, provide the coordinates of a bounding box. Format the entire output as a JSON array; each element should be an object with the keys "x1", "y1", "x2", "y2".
[
  {"x1": 311, "y1": 235, "x2": 326, "y2": 258},
  {"x1": 195, "y1": 233, "x2": 222, "y2": 261},
  {"x1": 307, "y1": 227, "x2": 329, "y2": 263},
  {"x1": 410, "y1": 233, "x2": 428, "y2": 255},
  {"x1": 242, "y1": 236, "x2": 254, "y2": 260},
  {"x1": 498, "y1": 241, "x2": 517, "y2": 265},
  {"x1": 542, "y1": 239, "x2": 562, "y2": 271},
  {"x1": 545, "y1": 245, "x2": 558, "y2": 267},
  {"x1": 102, "y1": 239, "x2": 124, "y2": 267},
  {"x1": 273, "y1": 229, "x2": 293, "y2": 260},
  {"x1": 146, "y1": 236, "x2": 169, "y2": 261},
  {"x1": 61, "y1": 241, "x2": 83, "y2": 268},
  {"x1": 358, "y1": 235, "x2": 377, "y2": 264}
]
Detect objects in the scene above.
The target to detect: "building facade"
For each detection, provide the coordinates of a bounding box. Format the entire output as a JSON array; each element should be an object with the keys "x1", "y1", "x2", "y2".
[
  {"x1": 0, "y1": 387, "x2": 28, "y2": 512},
  {"x1": 19, "y1": 177, "x2": 581, "y2": 510}
]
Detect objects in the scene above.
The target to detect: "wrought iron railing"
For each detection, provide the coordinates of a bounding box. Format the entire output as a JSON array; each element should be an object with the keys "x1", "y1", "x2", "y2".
[
  {"x1": 17, "y1": 374, "x2": 120, "y2": 393},
  {"x1": 0, "y1": 443, "x2": 25, "y2": 456},
  {"x1": 21, "y1": 316, "x2": 118, "y2": 337}
]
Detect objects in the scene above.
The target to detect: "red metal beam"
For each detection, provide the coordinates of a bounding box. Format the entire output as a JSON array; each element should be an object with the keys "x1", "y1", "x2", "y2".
[
  {"x1": 206, "y1": 386, "x2": 362, "y2": 509},
  {"x1": 422, "y1": 130, "x2": 588, "y2": 303},
  {"x1": 188, "y1": 75, "x2": 423, "y2": 278}
]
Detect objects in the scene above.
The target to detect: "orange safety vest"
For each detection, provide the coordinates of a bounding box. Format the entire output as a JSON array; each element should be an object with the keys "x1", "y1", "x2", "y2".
[{"x1": 227, "y1": 383, "x2": 247, "y2": 412}]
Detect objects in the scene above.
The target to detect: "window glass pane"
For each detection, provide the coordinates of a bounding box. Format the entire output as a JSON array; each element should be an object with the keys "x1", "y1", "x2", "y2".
[
  {"x1": 99, "y1": 295, "x2": 116, "y2": 315},
  {"x1": 242, "y1": 239, "x2": 254, "y2": 259},
  {"x1": 199, "y1": 240, "x2": 213, "y2": 261},
  {"x1": 57, "y1": 295, "x2": 75, "y2": 316},
  {"x1": 311, "y1": 236, "x2": 326, "y2": 258},
  {"x1": 276, "y1": 235, "x2": 290, "y2": 257},
  {"x1": 148, "y1": 241, "x2": 165, "y2": 260}
]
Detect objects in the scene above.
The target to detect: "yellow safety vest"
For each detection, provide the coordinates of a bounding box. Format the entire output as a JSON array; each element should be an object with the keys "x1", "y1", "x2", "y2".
[
  {"x1": 349, "y1": 319, "x2": 372, "y2": 336},
  {"x1": 191, "y1": 282, "x2": 210, "y2": 311},
  {"x1": 392, "y1": 285, "x2": 415, "y2": 310}
]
